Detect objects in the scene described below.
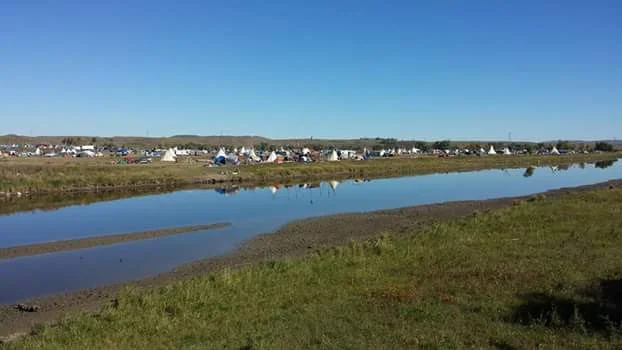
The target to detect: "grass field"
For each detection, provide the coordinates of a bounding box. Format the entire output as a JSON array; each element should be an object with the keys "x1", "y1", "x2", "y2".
[
  {"x1": 1, "y1": 152, "x2": 620, "y2": 194},
  {"x1": 5, "y1": 185, "x2": 622, "y2": 349}
]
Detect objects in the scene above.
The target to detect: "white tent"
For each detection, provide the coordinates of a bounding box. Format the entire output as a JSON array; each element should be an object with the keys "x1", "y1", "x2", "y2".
[
  {"x1": 215, "y1": 148, "x2": 227, "y2": 159},
  {"x1": 503, "y1": 147, "x2": 512, "y2": 155},
  {"x1": 161, "y1": 149, "x2": 176, "y2": 162},
  {"x1": 248, "y1": 149, "x2": 260, "y2": 162},
  {"x1": 411, "y1": 147, "x2": 420, "y2": 154},
  {"x1": 551, "y1": 146, "x2": 560, "y2": 155},
  {"x1": 329, "y1": 180, "x2": 339, "y2": 191},
  {"x1": 327, "y1": 150, "x2": 339, "y2": 161},
  {"x1": 265, "y1": 151, "x2": 278, "y2": 163},
  {"x1": 479, "y1": 148, "x2": 486, "y2": 154},
  {"x1": 240, "y1": 146, "x2": 247, "y2": 155},
  {"x1": 302, "y1": 147, "x2": 311, "y2": 155},
  {"x1": 379, "y1": 150, "x2": 386, "y2": 157},
  {"x1": 34, "y1": 148, "x2": 41, "y2": 156},
  {"x1": 488, "y1": 146, "x2": 497, "y2": 155}
]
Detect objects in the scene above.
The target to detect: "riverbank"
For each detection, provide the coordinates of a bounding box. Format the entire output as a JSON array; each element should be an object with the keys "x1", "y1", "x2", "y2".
[
  {"x1": 1, "y1": 153, "x2": 619, "y2": 196},
  {"x1": 1, "y1": 179, "x2": 621, "y2": 347}
]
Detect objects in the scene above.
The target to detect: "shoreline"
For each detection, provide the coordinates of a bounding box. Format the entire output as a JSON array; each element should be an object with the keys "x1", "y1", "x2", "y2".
[
  {"x1": 0, "y1": 178, "x2": 620, "y2": 339},
  {"x1": 1, "y1": 153, "x2": 618, "y2": 198},
  {"x1": 0, "y1": 154, "x2": 618, "y2": 217},
  {"x1": 0, "y1": 223, "x2": 231, "y2": 260}
]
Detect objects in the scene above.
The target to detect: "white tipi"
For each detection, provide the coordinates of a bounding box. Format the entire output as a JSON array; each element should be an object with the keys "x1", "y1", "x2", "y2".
[
  {"x1": 503, "y1": 147, "x2": 512, "y2": 155},
  {"x1": 551, "y1": 147, "x2": 560, "y2": 155},
  {"x1": 327, "y1": 150, "x2": 339, "y2": 161},
  {"x1": 265, "y1": 151, "x2": 278, "y2": 163},
  {"x1": 487, "y1": 146, "x2": 497, "y2": 155},
  {"x1": 161, "y1": 149, "x2": 176, "y2": 162},
  {"x1": 248, "y1": 149, "x2": 260, "y2": 162}
]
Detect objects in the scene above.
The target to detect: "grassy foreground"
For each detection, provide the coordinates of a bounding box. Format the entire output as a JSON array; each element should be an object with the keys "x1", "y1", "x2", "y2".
[
  {"x1": 5, "y1": 186, "x2": 622, "y2": 349},
  {"x1": 1, "y1": 152, "x2": 620, "y2": 194}
]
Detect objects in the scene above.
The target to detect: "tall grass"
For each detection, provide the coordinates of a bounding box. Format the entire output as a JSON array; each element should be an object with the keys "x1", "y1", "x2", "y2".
[{"x1": 5, "y1": 186, "x2": 622, "y2": 349}]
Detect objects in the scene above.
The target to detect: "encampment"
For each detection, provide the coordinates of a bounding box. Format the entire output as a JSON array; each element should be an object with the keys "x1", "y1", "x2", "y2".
[
  {"x1": 551, "y1": 147, "x2": 560, "y2": 155},
  {"x1": 487, "y1": 146, "x2": 497, "y2": 155},
  {"x1": 327, "y1": 150, "x2": 339, "y2": 161}
]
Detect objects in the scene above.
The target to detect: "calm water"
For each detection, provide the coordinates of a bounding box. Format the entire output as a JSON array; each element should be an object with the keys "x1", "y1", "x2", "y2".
[{"x1": 0, "y1": 161, "x2": 620, "y2": 303}]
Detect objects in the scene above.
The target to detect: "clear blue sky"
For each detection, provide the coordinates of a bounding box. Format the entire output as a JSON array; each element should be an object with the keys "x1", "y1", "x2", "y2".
[{"x1": 1, "y1": 1, "x2": 621, "y2": 141}]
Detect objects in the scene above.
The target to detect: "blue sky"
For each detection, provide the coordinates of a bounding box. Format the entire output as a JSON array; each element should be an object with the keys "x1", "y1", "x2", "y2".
[{"x1": 1, "y1": 1, "x2": 621, "y2": 141}]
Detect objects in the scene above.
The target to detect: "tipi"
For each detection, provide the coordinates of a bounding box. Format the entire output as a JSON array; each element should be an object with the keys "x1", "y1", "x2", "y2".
[
  {"x1": 161, "y1": 149, "x2": 176, "y2": 162},
  {"x1": 327, "y1": 150, "x2": 339, "y2": 161},
  {"x1": 503, "y1": 147, "x2": 512, "y2": 155},
  {"x1": 265, "y1": 151, "x2": 278, "y2": 163},
  {"x1": 551, "y1": 147, "x2": 560, "y2": 155},
  {"x1": 248, "y1": 149, "x2": 260, "y2": 162},
  {"x1": 487, "y1": 146, "x2": 497, "y2": 155}
]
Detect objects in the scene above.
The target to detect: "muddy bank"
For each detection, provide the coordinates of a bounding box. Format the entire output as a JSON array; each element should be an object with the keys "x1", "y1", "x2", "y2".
[
  {"x1": 0, "y1": 179, "x2": 620, "y2": 340},
  {"x1": 0, "y1": 223, "x2": 230, "y2": 260}
]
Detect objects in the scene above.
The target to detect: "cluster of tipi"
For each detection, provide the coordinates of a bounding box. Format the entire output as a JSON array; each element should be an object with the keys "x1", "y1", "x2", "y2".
[
  {"x1": 480, "y1": 145, "x2": 560, "y2": 155},
  {"x1": 160, "y1": 147, "x2": 336, "y2": 163}
]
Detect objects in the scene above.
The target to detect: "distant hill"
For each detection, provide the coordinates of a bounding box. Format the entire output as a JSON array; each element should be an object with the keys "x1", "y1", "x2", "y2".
[{"x1": 0, "y1": 135, "x2": 619, "y2": 150}]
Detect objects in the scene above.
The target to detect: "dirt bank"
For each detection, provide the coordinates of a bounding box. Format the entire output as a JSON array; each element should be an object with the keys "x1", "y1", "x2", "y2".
[
  {"x1": 0, "y1": 223, "x2": 231, "y2": 260},
  {"x1": 0, "y1": 179, "x2": 620, "y2": 341}
]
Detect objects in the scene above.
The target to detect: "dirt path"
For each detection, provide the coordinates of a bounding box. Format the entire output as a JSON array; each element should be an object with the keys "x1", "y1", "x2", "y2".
[
  {"x1": 0, "y1": 179, "x2": 619, "y2": 341},
  {"x1": 0, "y1": 223, "x2": 230, "y2": 260}
]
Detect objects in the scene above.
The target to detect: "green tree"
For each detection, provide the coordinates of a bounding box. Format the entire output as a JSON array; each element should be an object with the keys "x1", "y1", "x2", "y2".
[
  {"x1": 433, "y1": 140, "x2": 451, "y2": 150},
  {"x1": 594, "y1": 142, "x2": 614, "y2": 152}
]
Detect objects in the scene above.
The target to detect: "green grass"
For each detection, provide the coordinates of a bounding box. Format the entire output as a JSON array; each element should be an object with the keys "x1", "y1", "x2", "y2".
[
  {"x1": 5, "y1": 186, "x2": 622, "y2": 349},
  {"x1": 1, "y1": 153, "x2": 619, "y2": 194}
]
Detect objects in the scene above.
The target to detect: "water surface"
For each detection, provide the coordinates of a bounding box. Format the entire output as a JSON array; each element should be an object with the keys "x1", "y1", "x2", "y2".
[{"x1": 0, "y1": 161, "x2": 620, "y2": 303}]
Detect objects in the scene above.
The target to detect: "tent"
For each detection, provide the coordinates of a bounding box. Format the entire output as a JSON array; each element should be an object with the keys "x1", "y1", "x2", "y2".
[
  {"x1": 551, "y1": 147, "x2": 560, "y2": 155},
  {"x1": 479, "y1": 148, "x2": 486, "y2": 154},
  {"x1": 503, "y1": 147, "x2": 512, "y2": 155},
  {"x1": 329, "y1": 180, "x2": 339, "y2": 191},
  {"x1": 265, "y1": 151, "x2": 278, "y2": 163},
  {"x1": 411, "y1": 147, "x2": 420, "y2": 154},
  {"x1": 302, "y1": 147, "x2": 311, "y2": 155},
  {"x1": 327, "y1": 150, "x2": 339, "y2": 161},
  {"x1": 487, "y1": 146, "x2": 497, "y2": 155},
  {"x1": 161, "y1": 149, "x2": 176, "y2": 162},
  {"x1": 214, "y1": 148, "x2": 227, "y2": 165},
  {"x1": 227, "y1": 153, "x2": 240, "y2": 165},
  {"x1": 240, "y1": 146, "x2": 247, "y2": 155},
  {"x1": 248, "y1": 149, "x2": 261, "y2": 162},
  {"x1": 34, "y1": 148, "x2": 41, "y2": 156}
]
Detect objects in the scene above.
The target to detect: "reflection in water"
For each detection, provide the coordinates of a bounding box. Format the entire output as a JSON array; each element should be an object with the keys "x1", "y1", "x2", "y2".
[
  {"x1": 523, "y1": 166, "x2": 535, "y2": 178},
  {"x1": 558, "y1": 164, "x2": 570, "y2": 171},
  {"x1": 214, "y1": 187, "x2": 241, "y2": 196},
  {"x1": 329, "y1": 180, "x2": 340, "y2": 191},
  {"x1": 595, "y1": 159, "x2": 617, "y2": 169},
  {"x1": 579, "y1": 163, "x2": 586, "y2": 169}
]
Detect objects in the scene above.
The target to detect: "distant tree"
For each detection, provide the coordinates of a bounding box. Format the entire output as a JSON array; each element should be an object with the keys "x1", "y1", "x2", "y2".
[
  {"x1": 595, "y1": 142, "x2": 614, "y2": 152},
  {"x1": 415, "y1": 141, "x2": 430, "y2": 152},
  {"x1": 257, "y1": 142, "x2": 269, "y2": 151},
  {"x1": 91, "y1": 137, "x2": 97, "y2": 144},
  {"x1": 432, "y1": 140, "x2": 451, "y2": 150},
  {"x1": 556, "y1": 140, "x2": 570, "y2": 150}
]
